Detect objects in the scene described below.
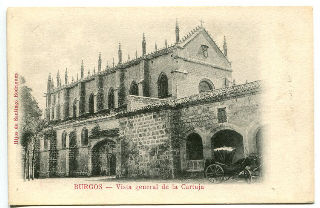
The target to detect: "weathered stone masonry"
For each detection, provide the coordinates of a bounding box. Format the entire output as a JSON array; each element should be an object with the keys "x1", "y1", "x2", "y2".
[{"x1": 38, "y1": 81, "x2": 262, "y2": 178}]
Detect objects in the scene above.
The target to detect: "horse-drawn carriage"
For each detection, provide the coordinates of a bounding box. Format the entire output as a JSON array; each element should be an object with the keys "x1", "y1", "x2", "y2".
[{"x1": 204, "y1": 147, "x2": 261, "y2": 183}]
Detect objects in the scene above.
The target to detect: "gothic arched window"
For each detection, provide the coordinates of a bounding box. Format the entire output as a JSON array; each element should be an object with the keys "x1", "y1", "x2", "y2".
[
  {"x1": 61, "y1": 131, "x2": 67, "y2": 149},
  {"x1": 73, "y1": 99, "x2": 77, "y2": 118},
  {"x1": 129, "y1": 81, "x2": 139, "y2": 96},
  {"x1": 158, "y1": 73, "x2": 169, "y2": 98},
  {"x1": 69, "y1": 131, "x2": 77, "y2": 148},
  {"x1": 199, "y1": 79, "x2": 214, "y2": 93},
  {"x1": 81, "y1": 128, "x2": 88, "y2": 146},
  {"x1": 108, "y1": 88, "x2": 115, "y2": 109},
  {"x1": 89, "y1": 93, "x2": 94, "y2": 114}
]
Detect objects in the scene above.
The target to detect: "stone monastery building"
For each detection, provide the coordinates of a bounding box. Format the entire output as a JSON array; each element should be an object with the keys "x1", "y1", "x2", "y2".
[{"x1": 39, "y1": 22, "x2": 263, "y2": 178}]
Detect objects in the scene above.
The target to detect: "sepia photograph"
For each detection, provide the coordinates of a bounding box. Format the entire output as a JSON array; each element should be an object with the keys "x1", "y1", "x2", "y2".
[{"x1": 6, "y1": 7, "x2": 314, "y2": 205}]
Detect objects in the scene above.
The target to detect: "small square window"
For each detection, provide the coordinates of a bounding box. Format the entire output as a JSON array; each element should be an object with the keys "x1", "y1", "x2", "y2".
[
  {"x1": 218, "y1": 107, "x2": 227, "y2": 123},
  {"x1": 199, "y1": 45, "x2": 209, "y2": 58}
]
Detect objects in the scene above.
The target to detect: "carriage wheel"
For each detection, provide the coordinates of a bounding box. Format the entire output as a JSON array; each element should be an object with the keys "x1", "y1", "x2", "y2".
[{"x1": 205, "y1": 164, "x2": 224, "y2": 183}]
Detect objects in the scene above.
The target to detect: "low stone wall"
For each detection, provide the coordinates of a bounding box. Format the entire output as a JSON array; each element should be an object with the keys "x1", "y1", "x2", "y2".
[{"x1": 127, "y1": 95, "x2": 168, "y2": 111}]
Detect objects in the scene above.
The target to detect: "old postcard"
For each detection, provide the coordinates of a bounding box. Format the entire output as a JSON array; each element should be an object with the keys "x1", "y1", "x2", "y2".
[{"x1": 7, "y1": 7, "x2": 313, "y2": 205}]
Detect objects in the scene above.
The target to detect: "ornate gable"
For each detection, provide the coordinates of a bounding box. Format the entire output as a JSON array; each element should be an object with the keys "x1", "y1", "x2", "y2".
[{"x1": 177, "y1": 26, "x2": 231, "y2": 71}]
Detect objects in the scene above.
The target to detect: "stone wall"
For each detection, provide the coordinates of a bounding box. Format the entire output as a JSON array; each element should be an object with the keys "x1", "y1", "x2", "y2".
[
  {"x1": 126, "y1": 95, "x2": 168, "y2": 111},
  {"x1": 38, "y1": 81, "x2": 262, "y2": 179},
  {"x1": 118, "y1": 110, "x2": 174, "y2": 179},
  {"x1": 173, "y1": 91, "x2": 262, "y2": 173}
]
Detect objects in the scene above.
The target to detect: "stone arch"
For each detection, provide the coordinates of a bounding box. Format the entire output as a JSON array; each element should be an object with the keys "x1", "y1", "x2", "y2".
[
  {"x1": 179, "y1": 128, "x2": 208, "y2": 172},
  {"x1": 88, "y1": 93, "x2": 94, "y2": 114},
  {"x1": 91, "y1": 138, "x2": 117, "y2": 176},
  {"x1": 246, "y1": 121, "x2": 267, "y2": 155},
  {"x1": 129, "y1": 81, "x2": 139, "y2": 96},
  {"x1": 208, "y1": 123, "x2": 246, "y2": 141},
  {"x1": 199, "y1": 78, "x2": 214, "y2": 93},
  {"x1": 211, "y1": 129, "x2": 244, "y2": 163},
  {"x1": 158, "y1": 72, "x2": 169, "y2": 98},
  {"x1": 108, "y1": 88, "x2": 115, "y2": 109},
  {"x1": 90, "y1": 136, "x2": 117, "y2": 150},
  {"x1": 186, "y1": 133, "x2": 204, "y2": 160}
]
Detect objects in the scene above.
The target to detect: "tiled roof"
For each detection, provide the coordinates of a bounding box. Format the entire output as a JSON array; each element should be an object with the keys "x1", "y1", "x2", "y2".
[{"x1": 117, "y1": 80, "x2": 262, "y2": 117}]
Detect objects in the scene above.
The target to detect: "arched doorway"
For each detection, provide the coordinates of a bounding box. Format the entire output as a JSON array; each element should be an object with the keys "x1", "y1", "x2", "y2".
[
  {"x1": 68, "y1": 131, "x2": 78, "y2": 177},
  {"x1": 211, "y1": 130, "x2": 244, "y2": 163},
  {"x1": 158, "y1": 73, "x2": 169, "y2": 98},
  {"x1": 186, "y1": 133, "x2": 204, "y2": 171},
  {"x1": 91, "y1": 139, "x2": 117, "y2": 176},
  {"x1": 186, "y1": 133, "x2": 204, "y2": 160}
]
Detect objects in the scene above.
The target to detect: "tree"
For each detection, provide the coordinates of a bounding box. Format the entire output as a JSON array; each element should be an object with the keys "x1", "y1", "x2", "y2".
[{"x1": 20, "y1": 76, "x2": 45, "y2": 180}]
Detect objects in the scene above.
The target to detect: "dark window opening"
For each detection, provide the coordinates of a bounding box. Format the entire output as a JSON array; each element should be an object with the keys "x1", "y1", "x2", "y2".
[
  {"x1": 186, "y1": 133, "x2": 204, "y2": 160},
  {"x1": 129, "y1": 81, "x2": 139, "y2": 96},
  {"x1": 199, "y1": 45, "x2": 209, "y2": 58},
  {"x1": 218, "y1": 107, "x2": 227, "y2": 123},
  {"x1": 158, "y1": 73, "x2": 169, "y2": 98}
]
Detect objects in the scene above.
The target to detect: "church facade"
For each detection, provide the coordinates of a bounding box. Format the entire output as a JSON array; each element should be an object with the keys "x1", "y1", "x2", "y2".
[{"x1": 38, "y1": 22, "x2": 263, "y2": 179}]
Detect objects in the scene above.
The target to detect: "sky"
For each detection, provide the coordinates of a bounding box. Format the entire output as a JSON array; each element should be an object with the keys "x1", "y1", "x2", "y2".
[{"x1": 9, "y1": 7, "x2": 263, "y2": 111}]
